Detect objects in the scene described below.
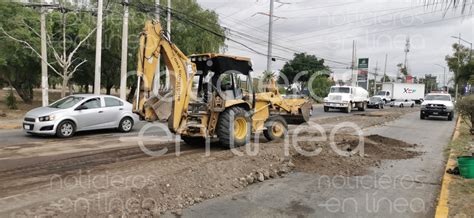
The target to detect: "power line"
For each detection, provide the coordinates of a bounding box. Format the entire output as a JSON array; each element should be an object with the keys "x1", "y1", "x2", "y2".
[{"x1": 130, "y1": 1, "x2": 352, "y2": 67}]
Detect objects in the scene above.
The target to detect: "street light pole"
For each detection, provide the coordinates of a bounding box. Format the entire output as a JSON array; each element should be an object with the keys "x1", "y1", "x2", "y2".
[
  {"x1": 452, "y1": 35, "x2": 473, "y2": 59},
  {"x1": 451, "y1": 34, "x2": 473, "y2": 98}
]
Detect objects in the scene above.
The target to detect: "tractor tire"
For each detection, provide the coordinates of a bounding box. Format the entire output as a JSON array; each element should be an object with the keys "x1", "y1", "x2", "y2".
[
  {"x1": 263, "y1": 116, "x2": 288, "y2": 141},
  {"x1": 358, "y1": 102, "x2": 366, "y2": 111},
  {"x1": 216, "y1": 107, "x2": 251, "y2": 148}
]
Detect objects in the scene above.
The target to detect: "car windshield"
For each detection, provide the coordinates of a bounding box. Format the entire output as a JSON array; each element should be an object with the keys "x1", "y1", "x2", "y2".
[
  {"x1": 330, "y1": 87, "x2": 350, "y2": 94},
  {"x1": 425, "y1": 95, "x2": 451, "y2": 101},
  {"x1": 49, "y1": 96, "x2": 84, "y2": 109}
]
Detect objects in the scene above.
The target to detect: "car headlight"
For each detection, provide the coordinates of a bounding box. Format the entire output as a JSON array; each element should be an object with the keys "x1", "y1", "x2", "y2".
[
  {"x1": 39, "y1": 115, "x2": 55, "y2": 122},
  {"x1": 421, "y1": 104, "x2": 427, "y2": 109}
]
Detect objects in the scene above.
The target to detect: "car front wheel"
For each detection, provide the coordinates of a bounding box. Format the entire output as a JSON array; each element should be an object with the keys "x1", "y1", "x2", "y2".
[
  {"x1": 118, "y1": 117, "x2": 134, "y2": 132},
  {"x1": 56, "y1": 120, "x2": 75, "y2": 138}
]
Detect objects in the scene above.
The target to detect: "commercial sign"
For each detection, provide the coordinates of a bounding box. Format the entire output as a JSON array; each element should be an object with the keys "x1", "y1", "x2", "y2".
[{"x1": 357, "y1": 58, "x2": 369, "y2": 90}]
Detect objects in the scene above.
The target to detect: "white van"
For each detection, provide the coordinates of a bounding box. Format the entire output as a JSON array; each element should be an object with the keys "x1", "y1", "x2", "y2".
[{"x1": 323, "y1": 86, "x2": 369, "y2": 113}]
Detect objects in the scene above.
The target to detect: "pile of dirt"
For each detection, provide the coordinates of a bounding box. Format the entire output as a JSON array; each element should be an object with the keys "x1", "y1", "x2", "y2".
[{"x1": 291, "y1": 134, "x2": 421, "y2": 176}]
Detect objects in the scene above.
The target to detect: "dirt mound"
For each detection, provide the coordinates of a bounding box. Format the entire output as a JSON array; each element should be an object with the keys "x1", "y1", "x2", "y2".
[{"x1": 292, "y1": 134, "x2": 421, "y2": 176}]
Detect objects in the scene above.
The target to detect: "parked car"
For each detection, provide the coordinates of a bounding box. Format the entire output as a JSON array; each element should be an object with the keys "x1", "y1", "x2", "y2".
[
  {"x1": 390, "y1": 99, "x2": 415, "y2": 108},
  {"x1": 23, "y1": 94, "x2": 139, "y2": 138},
  {"x1": 420, "y1": 93, "x2": 454, "y2": 121},
  {"x1": 367, "y1": 96, "x2": 384, "y2": 109}
]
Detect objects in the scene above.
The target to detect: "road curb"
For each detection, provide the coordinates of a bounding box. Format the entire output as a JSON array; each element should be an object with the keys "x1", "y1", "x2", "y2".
[{"x1": 435, "y1": 117, "x2": 462, "y2": 218}]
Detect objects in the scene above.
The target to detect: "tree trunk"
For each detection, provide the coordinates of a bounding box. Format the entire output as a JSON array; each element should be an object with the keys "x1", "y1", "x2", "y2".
[
  {"x1": 127, "y1": 84, "x2": 136, "y2": 103},
  {"x1": 11, "y1": 84, "x2": 33, "y2": 104},
  {"x1": 106, "y1": 85, "x2": 112, "y2": 95},
  {"x1": 68, "y1": 81, "x2": 74, "y2": 95},
  {"x1": 61, "y1": 77, "x2": 69, "y2": 98}
]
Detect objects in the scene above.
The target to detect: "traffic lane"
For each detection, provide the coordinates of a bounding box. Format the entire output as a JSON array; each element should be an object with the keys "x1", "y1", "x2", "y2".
[
  {"x1": 0, "y1": 120, "x2": 164, "y2": 148},
  {"x1": 312, "y1": 104, "x2": 380, "y2": 119},
  {"x1": 174, "y1": 111, "x2": 456, "y2": 218}
]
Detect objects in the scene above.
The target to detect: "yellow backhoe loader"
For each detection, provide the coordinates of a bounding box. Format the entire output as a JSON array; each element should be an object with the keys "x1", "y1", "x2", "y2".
[{"x1": 133, "y1": 20, "x2": 312, "y2": 147}]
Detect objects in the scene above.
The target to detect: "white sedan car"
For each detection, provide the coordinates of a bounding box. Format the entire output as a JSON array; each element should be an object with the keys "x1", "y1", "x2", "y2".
[
  {"x1": 390, "y1": 99, "x2": 415, "y2": 108},
  {"x1": 23, "y1": 94, "x2": 139, "y2": 137}
]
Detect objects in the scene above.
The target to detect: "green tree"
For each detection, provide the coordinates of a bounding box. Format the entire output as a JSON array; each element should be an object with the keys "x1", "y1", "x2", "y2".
[
  {"x1": 446, "y1": 43, "x2": 473, "y2": 86},
  {"x1": 310, "y1": 75, "x2": 334, "y2": 100},
  {"x1": 0, "y1": 3, "x2": 40, "y2": 103},
  {"x1": 380, "y1": 74, "x2": 391, "y2": 83},
  {"x1": 280, "y1": 53, "x2": 329, "y2": 85}
]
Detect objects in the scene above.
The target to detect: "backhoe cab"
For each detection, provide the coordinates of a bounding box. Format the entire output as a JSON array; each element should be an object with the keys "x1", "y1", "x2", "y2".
[{"x1": 133, "y1": 20, "x2": 312, "y2": 148}]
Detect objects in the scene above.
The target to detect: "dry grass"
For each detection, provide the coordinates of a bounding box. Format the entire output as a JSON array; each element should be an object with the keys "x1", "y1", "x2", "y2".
[{"x1": 447, "y1": 120, "x2": 474, "y2": 217}]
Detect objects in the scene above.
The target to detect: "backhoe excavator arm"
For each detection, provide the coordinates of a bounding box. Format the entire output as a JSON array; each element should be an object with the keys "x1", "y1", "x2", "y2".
[{"x1": 134, "y1": 20, "x2": 196, "y2": 132}]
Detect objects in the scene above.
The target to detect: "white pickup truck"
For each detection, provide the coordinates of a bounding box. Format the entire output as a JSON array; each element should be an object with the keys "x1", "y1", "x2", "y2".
[{"x1": 324, "y1": 86, "x2": 369, "y2": 113}]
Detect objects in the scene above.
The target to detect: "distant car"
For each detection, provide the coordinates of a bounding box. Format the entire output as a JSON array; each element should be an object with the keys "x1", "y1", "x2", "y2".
[
  {"x1": 420, "y1": 93, "x2": 454, "y2": 121},
  {"x1": 22, "y1": 94, "x2": 139, "y2": 138},
  {"x1": 390, "y1": 99, "x2": 415, "y2": 108},
  {"x1": 367, "y1": 97, "x2": 384, "y2": 109}
]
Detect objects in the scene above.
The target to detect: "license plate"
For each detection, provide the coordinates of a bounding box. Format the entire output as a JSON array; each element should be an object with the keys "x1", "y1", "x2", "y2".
[
  {"x1": 24, "y1": 125, "x2": 31, "y2": 130},
  {"x1": 432, "y1": 112, "x2": 438, "y2": 115},
  {"x1": 331, "y1": 103, "x2": 338, "y2": 106}
]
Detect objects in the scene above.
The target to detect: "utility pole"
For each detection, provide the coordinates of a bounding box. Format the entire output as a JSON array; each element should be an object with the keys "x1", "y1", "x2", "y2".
[
  {"x1": 351, "y1": 40, "x2": 357, "y2": 86},
  {"x1": 434, "y1": 64, "x2": 446, "y2": 91},
  {"x1": 153, "y1": 0, "x2": 161, "y2": 95},
  {"x1": 40, "y1": 5, "x2": 48, "y2": 106},
  {"x1": 373, "y1": 61, "x2": 379, "y2": 96},
  {"x1": 266, "y1": 0, "x2": 274, "y2": 72},
  {"x1": 164, "y1": 0, "x2": 171, "y2": 90},
  {"x1": 119, "y1": 0, "x2": 129, "y2": 100},
  {"x1": 94, "y1": 0, "x2": 104, "y2": 95},
  {"x1": 402, "y1": 37, "x2": 410, "y2": 83},
  {"x1": 383, "y1": 54, "x2": 388, "y2": 83},
  {"x1": 167, "y1": 0, "x2": 171, "y2": 40}
]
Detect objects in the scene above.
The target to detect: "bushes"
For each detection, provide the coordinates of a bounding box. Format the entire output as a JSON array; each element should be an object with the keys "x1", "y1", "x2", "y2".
[
  {"x1": 456, "y1": 95, "x2": 474, "y2": 134},
  {"x1": 5, "y1": 89, "x2": 17, "y2": 110}
]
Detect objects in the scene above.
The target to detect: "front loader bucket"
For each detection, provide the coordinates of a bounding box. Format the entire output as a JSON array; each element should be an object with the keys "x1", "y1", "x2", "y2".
[{"x1": 282, "y1": 102, "x2": 312, "y2": 125}]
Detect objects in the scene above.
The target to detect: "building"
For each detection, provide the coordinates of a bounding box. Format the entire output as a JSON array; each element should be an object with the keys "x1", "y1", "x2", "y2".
[{"x1": 419, "y1": 74, "x2": 438, "y2": 93}]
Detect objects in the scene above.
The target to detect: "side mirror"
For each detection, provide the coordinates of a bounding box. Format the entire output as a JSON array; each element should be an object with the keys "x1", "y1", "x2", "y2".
[{"x1": 75, "y1": 105, "x2": 88, "y2": 110}]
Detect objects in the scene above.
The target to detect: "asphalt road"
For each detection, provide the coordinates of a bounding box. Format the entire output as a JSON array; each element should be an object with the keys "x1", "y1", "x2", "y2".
[
  {"x1": 167, "y1": 111, "x2": 456, "y2": 218},
  {"x1": 0, "y1": 121, "x2": 153, "y2": 148},
  {"x1": 312, "y1": 104, "x2": 370, "y2": 119}
]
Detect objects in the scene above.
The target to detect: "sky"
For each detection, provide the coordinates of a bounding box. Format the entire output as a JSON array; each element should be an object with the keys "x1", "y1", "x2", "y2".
[{"x1": 196, "y1": 0, "x2": 474, "y2": 85}]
